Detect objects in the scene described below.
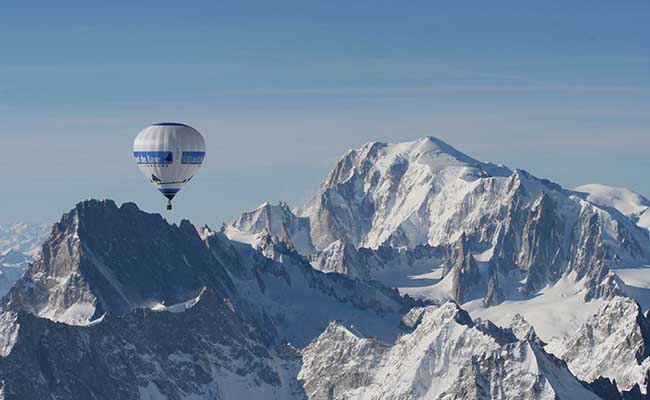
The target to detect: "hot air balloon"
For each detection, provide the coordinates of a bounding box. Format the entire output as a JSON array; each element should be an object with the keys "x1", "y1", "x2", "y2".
[{"x1": 133, "y1": 123, "x2": 206, "y2": 210}]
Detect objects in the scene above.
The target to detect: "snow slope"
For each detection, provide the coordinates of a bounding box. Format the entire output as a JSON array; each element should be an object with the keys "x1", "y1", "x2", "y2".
[
  {"x1": 464, "y1": 273, "x2": 606, "y2": 343},
  {"x1": 575, "y1": 183, "x2": 650, "y2": 229},
  {"x1": 298, "y1": 136, "x2": 513, "y2": 250},
  {"x1": 614, "y1": 265, "x2": 650, "y2": 310}
]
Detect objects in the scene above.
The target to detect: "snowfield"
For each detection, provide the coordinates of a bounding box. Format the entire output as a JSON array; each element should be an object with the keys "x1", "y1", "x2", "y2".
[{"x1": 575, "y1": 183, "x2": 650, "y2": 229}]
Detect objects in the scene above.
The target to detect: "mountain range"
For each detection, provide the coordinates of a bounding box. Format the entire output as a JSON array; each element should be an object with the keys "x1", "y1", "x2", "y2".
[
  {"x1": 1, "y1": 137, "x2": 649, "y2": 399},
  {"x1": 0, "y1": 223, "x2": 50, "y2": 298}
]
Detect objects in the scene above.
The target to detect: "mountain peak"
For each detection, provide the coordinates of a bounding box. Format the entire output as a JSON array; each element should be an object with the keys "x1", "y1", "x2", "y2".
[
  {"x1": 4, "y1": 199, "x2": 229, "y2": 324},
  {"x1": 413, "y1": 135, "x2": 478, "y2": 160},
  {"x1": 299, "y1": 137, "x2": 515, "y2": 249},
  {"x1": 356, "y1": 136, "x2": 477, "y2": 166},
  {"x1": 354, "y1": 136, "x2": 511, "y2": 175},
  {"x1": 300, "y1": 299, "x2": 601, "y2": 400}
]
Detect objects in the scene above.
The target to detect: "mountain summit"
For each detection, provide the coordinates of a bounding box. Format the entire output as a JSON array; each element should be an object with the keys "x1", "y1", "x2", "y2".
[{"x1": 298, "y1": 136, "x2": 512, "y2": 250}]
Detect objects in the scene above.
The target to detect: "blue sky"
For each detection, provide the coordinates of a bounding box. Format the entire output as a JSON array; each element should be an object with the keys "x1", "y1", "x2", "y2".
[{"x1": 1, "y1": 1, "x2": 648, "y2": 226}]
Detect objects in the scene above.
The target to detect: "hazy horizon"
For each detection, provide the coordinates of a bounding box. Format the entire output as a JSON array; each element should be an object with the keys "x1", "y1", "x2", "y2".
[{"x1": 3, "y1": 133, "x2": 649, "y2": 229}]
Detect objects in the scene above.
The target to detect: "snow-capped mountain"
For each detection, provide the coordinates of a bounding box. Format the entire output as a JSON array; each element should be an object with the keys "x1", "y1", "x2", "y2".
[
  {"x1": 226, "y1": 137, "x2": 650, "y2": 323},
  {"x1": 298, "y1": 137, "x2": 511, "y2": 250},
  {"x1": 2, "y1": 200, "x2": 409, "y2": 345},
  {"x1": 231, "y1": 138, "x2": 648, "y2": 257},
  {"x1": 546, "y1": 296, "x2": 650, "y2": 395},
  {"x1": 0, "y1": 223, "x2": 50, "y2": 258},
  {"x1": 299, "y1": 302, "x2": 603, "y2": 400},
  {"x1": 227, "y1": 202, "x2": 314, "y2": 256}
]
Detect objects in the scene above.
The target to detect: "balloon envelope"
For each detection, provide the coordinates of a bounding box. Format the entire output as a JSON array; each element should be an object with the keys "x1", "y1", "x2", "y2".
[{"x1": 133, "y1": 123, "x2": 205, "y2": 206}]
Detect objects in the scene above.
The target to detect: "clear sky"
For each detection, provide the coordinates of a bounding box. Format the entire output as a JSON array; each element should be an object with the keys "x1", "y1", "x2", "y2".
[{"x1": 1, "y1": 1, "x2": 648, "y2": 227}]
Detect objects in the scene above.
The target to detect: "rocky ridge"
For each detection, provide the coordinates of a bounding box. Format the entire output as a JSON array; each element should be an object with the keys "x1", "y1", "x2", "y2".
[
  {"x1": 547, "y1": 296, "x2": 650, "y2": 394},
  {"x1": 299, "y1": 302, "x2": 603, "y2": 400}
]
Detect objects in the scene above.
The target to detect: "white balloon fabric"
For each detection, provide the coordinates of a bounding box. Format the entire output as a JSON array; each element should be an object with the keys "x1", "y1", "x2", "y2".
[{"x1": 133, "y1": 123, "x2": 206, "y2": 209}]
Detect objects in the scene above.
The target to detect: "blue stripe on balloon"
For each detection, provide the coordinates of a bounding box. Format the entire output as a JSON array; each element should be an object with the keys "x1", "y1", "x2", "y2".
[
  {"x1": 158, "y1": 188, "x2": 180, "y2": 194},
  {"x1": 181, "y1": 151, "x2": 205, "y2": 165},
  {"x1": 134, "y1": 151, "x2": 173, "y2": 165}
]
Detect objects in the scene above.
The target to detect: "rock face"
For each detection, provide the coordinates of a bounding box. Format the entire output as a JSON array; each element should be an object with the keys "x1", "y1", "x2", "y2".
[
  {"x1": 308, "y1": 239, "x2": 445, "y2": 283},
  {"x1": 3, "y1": 200, "x2": 236, "y2": 324},
  {"x1": 226, "y1": 202, "x2": 314, "y2": 256},
  {"x1": 227, "y1": 137, "x2": 650, "y2": 306},
  {"x1": 441, "y1": 234, "x2": 482, "y2": 304},
  {"x1": 547, "y1": 296, "x2": 650, "y2": 394},
  {"x1": 0, "y1": 289, "x2": 306, "y2": 400},
  {"x1": 299, "y1": 302, "x2": 601, "y2": 400}
]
